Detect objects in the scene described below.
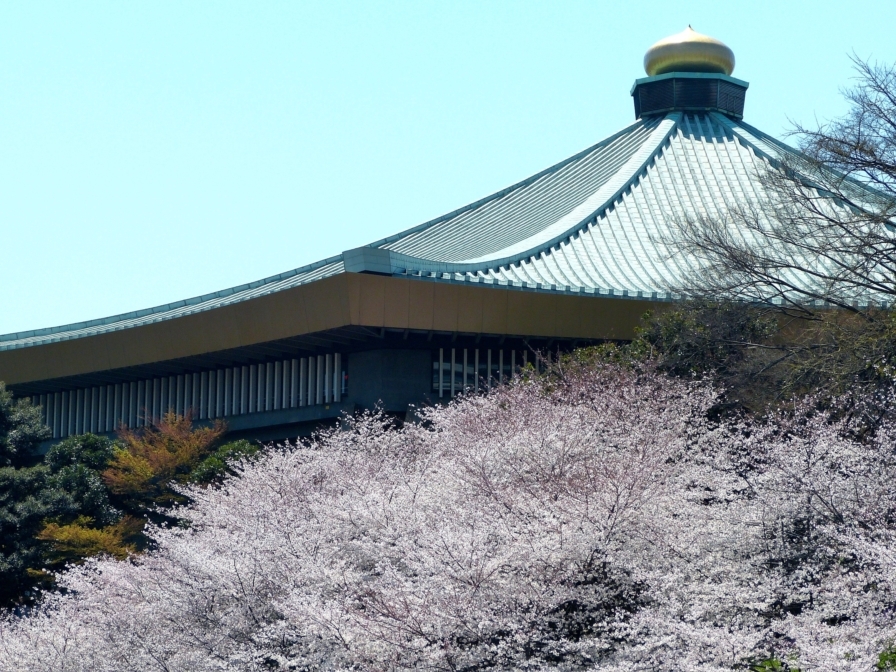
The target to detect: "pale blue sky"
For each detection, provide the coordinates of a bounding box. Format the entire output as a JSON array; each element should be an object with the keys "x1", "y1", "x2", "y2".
[{"x1": 2, "y1": 1, "x2": 895, "y2": 336}]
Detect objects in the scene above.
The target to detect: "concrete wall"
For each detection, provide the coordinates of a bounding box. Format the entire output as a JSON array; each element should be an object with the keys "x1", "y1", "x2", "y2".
[{"x1": 347, "y1": 349, "x2": 433, "y2": 413}]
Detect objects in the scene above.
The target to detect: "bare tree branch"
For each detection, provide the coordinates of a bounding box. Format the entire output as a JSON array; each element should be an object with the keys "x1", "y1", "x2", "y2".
[{"x1": 663, "y1": 58, "x2": 896, "y2": 320}]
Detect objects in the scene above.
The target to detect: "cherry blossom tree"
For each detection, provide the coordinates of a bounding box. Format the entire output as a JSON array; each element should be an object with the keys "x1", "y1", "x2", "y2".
[{"x1": 1, "y1": 363, "x2": 895, "y2": 671}]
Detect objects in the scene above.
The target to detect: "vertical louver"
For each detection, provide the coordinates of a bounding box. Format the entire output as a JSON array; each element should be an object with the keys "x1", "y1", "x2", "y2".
[{"x1": 30, "y1": 353, "x2": 345, "y2": 439}]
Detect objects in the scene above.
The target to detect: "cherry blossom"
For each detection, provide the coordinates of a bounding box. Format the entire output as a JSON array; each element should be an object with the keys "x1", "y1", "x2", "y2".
[{"x1": 2, "y1": 364, "x2": 895, "y2": 670}]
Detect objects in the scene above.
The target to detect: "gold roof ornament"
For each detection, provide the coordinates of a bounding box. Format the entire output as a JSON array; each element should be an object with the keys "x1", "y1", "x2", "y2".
[{"x1": 644, "y1": 26, "x2": 735, "y2": 77}]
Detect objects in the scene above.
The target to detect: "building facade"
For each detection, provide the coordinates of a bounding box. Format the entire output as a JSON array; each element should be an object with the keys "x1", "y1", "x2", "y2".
[{"x1": 0, "y1": 27, "x2": 833, "y2": 444}]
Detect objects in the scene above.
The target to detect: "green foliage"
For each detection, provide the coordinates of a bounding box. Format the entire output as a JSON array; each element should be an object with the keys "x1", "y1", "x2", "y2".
[
  {"x1": 0, "y1": 433, "x2": 122, "y2": 606},
  {"x1": 0, "y1": 382, "x2": 50, "y2": 467},
  {"x1": 626, "y1": 301, "x2": 784, "y2": 412},
  {"x1": 45, "y1": 434, "x2": 118, "y2": 527},
  {"x1": 36, "y1": 421, "x2": 240, "y2": 576},
  {"x1": 561, "y1": 342, "x2": 640, "y2": 369},
  {"x1": 0, "y1": 465, "x2": 59, "y2": 603},
  {"x1": 782, "y1": 308, "x2": 896, "y2": 402},
  {"x1": 45, "y1": 433, "x2": 115, "y2": 472},
  {"x1": 632, "y1": 300, "x2": 777, "y2": 379},
  {"x1": 749, "y1": 658, "x2": 801, "y2": 672},
  {"x1": 594, "y1": 301, "x2": 896, "y2": 418},
  {"x1": 188, "y1": 439, "x2": 260, "y2": 483},
  {"x1": 45, "y1": 463, "x2": 118, "y2": 527},
  {"x1": 38, "y1": 515, "x2": 140, "y2": 562},
  {"x1": 878, "y1": 645, "x2": 896, "y2": 670},
  {"x1": 0, "y1": 392, "x2": 256, "y2": 606}
]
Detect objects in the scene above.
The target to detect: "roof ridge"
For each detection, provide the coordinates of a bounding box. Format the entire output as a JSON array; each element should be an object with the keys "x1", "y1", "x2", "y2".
[
  {"x1": 344, "y1": 112, "x2": 682, "y2": 276},
  {"x1": 0, "y1": 253, "x2": 345, "y2": 344},
  {"x1": 715, "y1": 112, "x2": 895, "y2": 210},
  {"x1": 365, "y1": 117, "x2": 658, "y2": 251},
  {"x1": 711, "y1": 113, "x2": 795, "y2": 163}
]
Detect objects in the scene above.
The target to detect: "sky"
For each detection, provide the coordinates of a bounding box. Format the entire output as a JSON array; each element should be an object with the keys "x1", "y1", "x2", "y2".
[{"x1": 2, "y1": 0, "x2": 895, "y2": 336}]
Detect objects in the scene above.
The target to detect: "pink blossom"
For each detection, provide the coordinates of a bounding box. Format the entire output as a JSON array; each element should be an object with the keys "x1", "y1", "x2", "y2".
[{"x1": 2, "y1": 365, "x2": 895, "y2": 670}]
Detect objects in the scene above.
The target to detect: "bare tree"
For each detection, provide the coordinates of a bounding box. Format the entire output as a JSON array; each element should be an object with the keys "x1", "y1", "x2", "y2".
[
  {"x1": 656, "y1": 58, "x2": 896, "y2": 406},
  {"x1": 670, "y1": 57, "x2": 896, "y2": 317}
]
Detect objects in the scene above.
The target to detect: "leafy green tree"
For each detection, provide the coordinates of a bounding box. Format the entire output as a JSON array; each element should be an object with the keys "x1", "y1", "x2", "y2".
[
  {"x1": 623, "y1": 300, "x2": 896, "y2": 421},
  {"x1": 187, "y1": 439, "x2": 260, "y2": 483},
  {"x1": 571, "y1": 301, "x2": 784, "y2": 413},
  {"x1": 0, "y1": 384, "x2": 55, "y2": 604},
  {"x1": 40, "y1": 420, "x2": 252, "y2": 567},
  {"x1": 0, "y1": 421, "x2": 137, "y2": 607},
  {"x1": 0, "y1": 382, "x2": 50, "y2": 467},
  {"x1": 36, "y1": 434, "x2": 138, "y2": 571},
  {"x1": 632, "y1": 300, "x2": 777, "y2": 380},
  {"x1": 37, "y1": 515, "x2": 141, "y2": 564},
  {"x1": 43, "y1": 434, "x2": 118, "y2": 525},
  {"x1": 44, "y1": 432, "x2": 115, "y2": 472},
  {"x1": 0, "y1": 465, "x2": 60, "y2": 604},
  {"x1": 750, "y1": 659, "x2": 801, "y2": 672},
  {"x1": 878, "y1": 645, "x2": 896, "y2": 670},
  {"x1": 0, "y1": 395, "x2": 264, "y2": 606},
  {"x1": 0, "y1": 430, "x2": 128, "y2": 605}
]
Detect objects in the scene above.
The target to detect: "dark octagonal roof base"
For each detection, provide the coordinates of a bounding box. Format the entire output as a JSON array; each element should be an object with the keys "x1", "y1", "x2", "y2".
[{"x1": 632, "y1": 72, "x2": 748, "y2": 119}]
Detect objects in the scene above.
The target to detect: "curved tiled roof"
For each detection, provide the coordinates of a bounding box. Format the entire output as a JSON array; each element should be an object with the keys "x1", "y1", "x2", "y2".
[
  {"x1": 0, "y1": 110, "x2": 856, "y2": 351},
  {"x1": 476, "y1": 112, "x2": 767, "y2": 291},
  {"x1": 379, "y1": 117, "x2": 664, "y2": 262},
  {"x1": 0, "y1": 257, "x2": 345, "y2": 350}
]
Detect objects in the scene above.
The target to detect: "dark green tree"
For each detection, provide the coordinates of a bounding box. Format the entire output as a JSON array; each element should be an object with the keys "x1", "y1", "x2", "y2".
[
  {"x1": 187, "y1": 438, "x2": 260, "y2": 483},
  {"x1": 0, "y1": 382, "x2": 50, "y2": 467},
  {"x1": 43, "y1": 433, "x2": 119, "y2": 527},
  {"x1": 0, "y1": 465, "x2": 59, "y2": 604},
  {"x1": 35, "y1": 434, "x2": 135, "y2": 572},
  {"x1": 0, "y1": 413, "x2": 122, "y2": 605},
  {"x1": 0, "y1": 390, "x2": 265, "y2": 606},
  {"x1": 0, "y1": 383, "x2": 54, "y2": 604}
]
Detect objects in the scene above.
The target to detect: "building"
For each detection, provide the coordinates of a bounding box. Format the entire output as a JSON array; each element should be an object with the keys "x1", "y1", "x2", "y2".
[{"x1": 0, "y1": 28, "x2": 831, "y2": 443}]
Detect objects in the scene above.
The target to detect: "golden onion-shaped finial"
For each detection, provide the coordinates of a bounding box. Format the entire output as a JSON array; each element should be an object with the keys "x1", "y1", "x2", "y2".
[{"x1": 644, "y1": 26, "x2": 735, "y2": 77}]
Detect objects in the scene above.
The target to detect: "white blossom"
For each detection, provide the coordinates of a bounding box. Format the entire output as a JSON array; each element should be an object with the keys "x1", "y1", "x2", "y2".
[{"x1": 2, "y1": 365, "x2": 895, "y2": 670}]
